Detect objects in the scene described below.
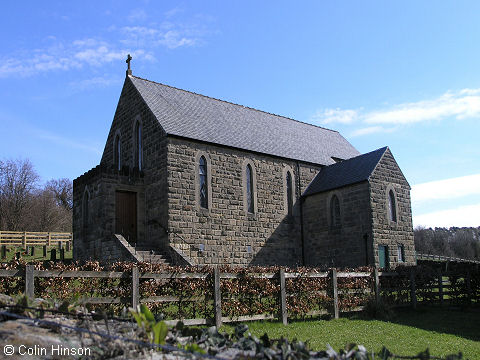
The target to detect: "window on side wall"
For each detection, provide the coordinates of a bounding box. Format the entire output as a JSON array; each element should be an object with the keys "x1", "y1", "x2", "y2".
[
  {"x1": 83, "y1": 191, "x2": 89, "y2": 230},
  {"x1": 330, "y1": 194, "x2": 341, "y2": 228},
  {"x1": 397, "y1": 244, "x2": 405, "y2": 263},
  {"x1": 246, "y1": 164, "x2": 254, "y2": 213},
  {"x1": 378, "y1": 245, "x2": 389, "y2": 269},
  {"x1": 135, "y1": 121, "x2": 143, "y2": 170},
  {"x1": 388, "y1": 189, "x2": 397, "y2": 222},
  {"x1": 286, "y1": 171, "x2": 293, "y2": 216},
  {"x1": 199, "y1": 156, "x2": 208, "y2": 209},
  {"x1": 114, "y1": 134, "x2": 121, "y2": 171}
]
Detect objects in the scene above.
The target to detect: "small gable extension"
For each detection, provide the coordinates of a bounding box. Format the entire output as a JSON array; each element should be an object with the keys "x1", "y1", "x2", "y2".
[{"x1": 303, "y1": 147, "x2": 388, "y2": 197}]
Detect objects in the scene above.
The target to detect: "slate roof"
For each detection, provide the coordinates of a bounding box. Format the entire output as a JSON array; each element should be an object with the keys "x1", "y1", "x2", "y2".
[
  {"x1": 303, "y1": 147, "x2": 388, "y2": 196},
  {"x1": 129, "y1": 75, "x2": 360, "y2": 166}
]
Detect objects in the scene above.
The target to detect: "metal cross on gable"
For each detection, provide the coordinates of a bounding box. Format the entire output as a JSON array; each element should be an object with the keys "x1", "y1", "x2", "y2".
[
  {"x1": 126, "y1": 54, "x2": 132, "y2": 75},
  {"x1": 126, "y1": 54, "x2": 132, "y2": 70}
]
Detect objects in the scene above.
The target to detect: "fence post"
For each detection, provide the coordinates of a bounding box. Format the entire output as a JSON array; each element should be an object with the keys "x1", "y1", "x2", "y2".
[
  {"x1": 22, "y1": 232, "x2": 27, "y2": 250},
  {"x1": 374, "y1": 267, "x2": 380, "y2": 305},
  {"x1": 331, "y1": 268, "x2": 339, "y2": 319},
  {"x1": 409, "y1": 267, "x2": 417, "y2": 310},
  {"x1": 214, "y1": 266, "x2": 222, "y2": 328},
  {"x1": 48, "y1": 233, "x2": 51, "y2": 247},
  {"x1": 437, "y1": 269, "x2": 443, "y2": 307},
  {"x1": 279, "y1": 268, "x2": 287, "y2": 325},
  {"x1": 131, "y1": 266, "x2": 139, "y2": 309},
  {"x1": 25, "y1": 264, "x2": 34, "y2": 299}
]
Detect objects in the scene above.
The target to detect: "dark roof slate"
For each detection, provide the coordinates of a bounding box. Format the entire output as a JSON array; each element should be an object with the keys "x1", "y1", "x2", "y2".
[
  {"x1": 129, "y1": 75, "x2": 360, "y2": 165},
  {"x1": 303, "y1": 147, "x2": 388, "y2": 196}
]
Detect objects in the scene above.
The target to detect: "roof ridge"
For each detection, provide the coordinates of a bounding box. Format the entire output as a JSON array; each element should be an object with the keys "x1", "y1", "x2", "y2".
[{"x1": 129, "y1": 75, "x2": 339, "y2": 133}]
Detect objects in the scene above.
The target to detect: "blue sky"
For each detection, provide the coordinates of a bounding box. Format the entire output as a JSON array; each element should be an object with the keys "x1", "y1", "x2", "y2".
[{"x1": 1, "y1": 1, "x2": 479, "y2": 228}]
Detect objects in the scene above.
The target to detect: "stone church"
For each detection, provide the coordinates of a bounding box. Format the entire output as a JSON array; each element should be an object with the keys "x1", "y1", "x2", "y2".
[{"x1": 73, "y1": 63, "x2": 415, "y2": 268}]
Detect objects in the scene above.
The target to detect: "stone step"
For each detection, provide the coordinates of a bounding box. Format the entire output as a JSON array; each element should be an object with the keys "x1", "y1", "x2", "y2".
[
  {"x1": 134, "y1": 248, "x2": 165, "y2": 253},
  {"x1": 115, "y1": 234, "x2": 172, "y2": 265},
  {"x1": 133, "y1": 249, "x2": 170, "y2": 264}
]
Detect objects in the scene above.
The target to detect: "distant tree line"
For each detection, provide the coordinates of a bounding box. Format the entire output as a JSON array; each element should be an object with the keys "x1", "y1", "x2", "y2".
[
  {"x1": 0, "y1": 158, "x2": 72, "y2": 232},
  {"x1": 414, "y1": 226, "x2": 480, "y2": 261}
]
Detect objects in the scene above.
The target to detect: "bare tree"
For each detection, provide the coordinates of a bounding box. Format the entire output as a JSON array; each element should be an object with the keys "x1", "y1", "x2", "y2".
[
  {"x1": 28, "y1": 188, "x2": 72, "y2": 232},
  {"x1": 0, "y1": 158, "x2": 39, "y2": 231},
  {"x1": 0, "y1": 158, "x2": 72, "y2": 232},
  {"x1": 45, "y1": 178, "x2": 73, "y2": 211}
]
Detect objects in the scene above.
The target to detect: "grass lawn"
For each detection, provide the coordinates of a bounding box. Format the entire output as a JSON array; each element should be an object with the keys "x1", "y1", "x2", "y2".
[{"x1": 223, "y1": 308, "x2": 480, "y2": 359}]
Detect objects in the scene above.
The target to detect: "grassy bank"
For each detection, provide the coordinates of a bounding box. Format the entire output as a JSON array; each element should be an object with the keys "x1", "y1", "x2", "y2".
[{"x1": 224, "y1": 308, "x2": 480, "y2": 359}]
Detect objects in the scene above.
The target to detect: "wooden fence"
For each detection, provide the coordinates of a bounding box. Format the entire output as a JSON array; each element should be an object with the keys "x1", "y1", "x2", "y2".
[
  {"x1": 0, "y1": 265, "x2": 477, "y2": 327},
  {"x1": 0, "y1": 231, "x2": 72, "y2": 249}
]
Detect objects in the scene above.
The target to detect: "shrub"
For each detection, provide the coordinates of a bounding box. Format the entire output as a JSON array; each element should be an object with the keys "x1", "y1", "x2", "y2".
[{"x1": 362, "y1": 296, "x2": 395, "y2": 321}]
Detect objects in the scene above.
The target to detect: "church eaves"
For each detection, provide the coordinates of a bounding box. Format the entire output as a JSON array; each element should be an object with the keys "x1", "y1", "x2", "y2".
[{"x1": 128, "y1": 75, "x2": 360, "y2": 166}]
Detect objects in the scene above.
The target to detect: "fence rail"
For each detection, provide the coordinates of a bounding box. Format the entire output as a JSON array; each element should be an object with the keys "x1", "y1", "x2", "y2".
[
  {"x1": 416, "y1": 252, "x2": 480, "y2": 264},
  {"x1": 0, "y1": 231, "x2": 72, "y2": 248},
  {"x1": 0, "y1": 265, "x2": 477, "y2": 327}
]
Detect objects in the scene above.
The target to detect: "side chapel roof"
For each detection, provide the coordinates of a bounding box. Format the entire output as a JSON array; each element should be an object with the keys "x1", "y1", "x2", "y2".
[
  {"x1": 129, "y1": 75, "x2": 360, "y2": 166},
  {"x1": 303, "y1": 147, "x2": 389, "y2": 196}
]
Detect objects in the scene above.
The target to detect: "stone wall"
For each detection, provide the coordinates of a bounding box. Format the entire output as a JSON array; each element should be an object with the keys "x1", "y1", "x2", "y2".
[
  {"x1": 369, "y1": 149, "x2": 415, "y2": 267},
  {"x1": 166, "y1": 137, "x2": 321, "y2": 266},
  {"x1": 302, "y1": 182, "x2": 373, "y2": 268},
  {"x1": 99, "y1": 76, "x2": 169, "y2": 251}
]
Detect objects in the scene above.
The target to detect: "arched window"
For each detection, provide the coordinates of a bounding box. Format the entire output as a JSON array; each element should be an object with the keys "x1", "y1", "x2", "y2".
[
  {"x1": 246, "y1": 164, "x2": 254, "y2": 213},
  {"x1": 199, "y1": 156, "x2": 208, "y2": 209},
  {"x1": 286, "y1": 171, "x2": 293, "y2": 216},
  {"x1": 330, "y1": 194, "x2": 341, "y2": 227},
  {"x1": 135, "y1": 121, "x2": 143, "y2": 170},
  {"x1": 114, "y1": 134, "x2": 121, "y2": 171},
  {"x1": 388, "y1": 189, "x2": 397, "y2": 222},
  {"x1": 83, "y1": 191, "x2": 89, "y2": 229}
]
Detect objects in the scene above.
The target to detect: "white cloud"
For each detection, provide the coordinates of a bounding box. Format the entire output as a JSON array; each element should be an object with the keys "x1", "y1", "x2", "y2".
[
  {"x1": 165, "y1": 7, "x2": 184, "y2": 19},
  {"x1": 128, "y1": 9, "x2": 148, "y2": 22},
  {"x1": 350, "y1": 126, "x2": 396, "y2": 137},
  {"x1": 311, "y1": 108, "x2": 358, "y2": 124},
  {"x1": 411, "y1": 174, "x2": 480, "y2": 204},
  {"x1": 312, "y1": 88, "x2": 480, "y2": 134},
  {"x1": 365, "y1": 90, "x2": 480, "y2": 124},
  {"x1": 120, "y1": 25, "x2": 201, "y2": 49},
  {"x1": 0, "y1": 14, "x2": 210, "y2": 78},
  {"x1": 158, "y1": 30, "x2": 197, "y2": 48},
  {"x1": 0, "y1": 38, "x2": 154, "y2": 78},
  {"x1": 69, "y1": 76, "x2": 123, "y2": 90},
  {"x1": 35, "y1": 129, "x2": 102, "y2": 155},
  {"x1": 413, "y1": 204, "x2": 480, "y2": 228}
]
